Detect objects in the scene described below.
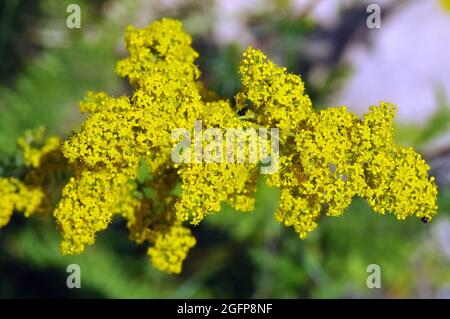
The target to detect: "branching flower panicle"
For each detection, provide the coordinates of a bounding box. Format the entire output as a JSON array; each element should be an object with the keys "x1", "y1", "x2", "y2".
[{"x1": 0, "y1": 18, "x2": 438, "y2": 274}]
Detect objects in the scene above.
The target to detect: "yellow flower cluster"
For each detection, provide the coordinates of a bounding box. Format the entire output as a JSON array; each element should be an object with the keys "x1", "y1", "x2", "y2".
[
  {"x1": 0, "y1": 127, "x2": 65, "y2": 227},
  {"x1": 17, "y1": 127, "x2": 61, "y2": 169},
  {"x1": 0, "y1": 178, "x2": 43, "y2": 227},
  {"x1": 237, "y1": 48, "x2": 437, "y2": 237},
  {"x1": 51, "y1": 19, "x2": 200, "y2": 273},
  {"x1": 236, "y1": 48, "x2": 313, "y2": 141},
  {"x1": 148, "y1": 225, "x2": 196, "y2": 274},
  {"x1": 0, "y1": 18, "x2": 438, "y2": 274},
  {"x1": 55, "y1": 19, "x2": 262, "y2": 272}
]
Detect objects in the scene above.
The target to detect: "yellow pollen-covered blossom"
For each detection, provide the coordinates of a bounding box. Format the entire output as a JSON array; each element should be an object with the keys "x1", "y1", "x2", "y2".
[
  {"x1": 116, "y1": 18, "x2": 200, "y2": 86},
  {"x1": 54, "y1": 171, "x2": 140, "y2": 255},
  {"x1": 236, "y1": 47, "x2": 313, "y2": 141},
  {"x1": 17, "y1": 127, "x2": 61, "y2": 168},
  {"x1": 148, "y1": 224, "x2": 196, "y2": 274},
  {"x1": 237, "y1": 47, "x2": 437, "y2": 238},
  {"x1": 0, "y1": 18, "x2": 439, "y2": 274},
  {"x1": 175, "y1": 100, "x2": 260, "y2": 224},
  {"x1": 53, "y1": 18, "x2": 208, "y2": 271},
  {"x1": 0, "y1": 177, "x2": 43, "y2": 227}
]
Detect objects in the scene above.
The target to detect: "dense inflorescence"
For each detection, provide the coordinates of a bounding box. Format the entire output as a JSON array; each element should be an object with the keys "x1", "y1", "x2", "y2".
[{"x1": 0, "y1": 18, "x2": 438, "y2": 274}]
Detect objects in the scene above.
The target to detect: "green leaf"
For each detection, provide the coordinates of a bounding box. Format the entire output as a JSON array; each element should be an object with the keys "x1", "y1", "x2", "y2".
[
  {"x1": 137, "y1": 158, "x2": 150, "y2": 184},
  {"x1": 127, "y1": 179, "x2": 137, "y2": 188},
  {"x1": 132, "y1": 190, "x2": 143, "y2": 200},
  {"x1": 143, "y1": 187, "x2": 156, "y2": 200},
  {"x1": 171, "y1": 182, "x2": 182, "y2": 196}
]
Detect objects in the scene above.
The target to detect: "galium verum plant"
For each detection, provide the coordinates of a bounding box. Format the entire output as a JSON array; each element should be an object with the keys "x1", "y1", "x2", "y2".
[{"x1": 0, "y1": 18, "x2": 438, "y2": 274}]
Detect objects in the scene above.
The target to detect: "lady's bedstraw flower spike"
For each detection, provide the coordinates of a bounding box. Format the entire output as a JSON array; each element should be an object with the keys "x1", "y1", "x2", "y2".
[{"x1": 0, "y1": 18, "x2": 438, "y2": 274}]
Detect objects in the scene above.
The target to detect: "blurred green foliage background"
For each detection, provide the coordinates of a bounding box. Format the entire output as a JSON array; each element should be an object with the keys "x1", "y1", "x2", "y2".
[{"x1": 1, "y1": 0, "x2": 450, "y2": 298}]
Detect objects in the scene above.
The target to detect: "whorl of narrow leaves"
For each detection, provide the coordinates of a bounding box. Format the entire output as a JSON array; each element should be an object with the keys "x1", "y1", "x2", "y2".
[{"x1": 0, "y1": 18, "x2": 438, "y2": 274}]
